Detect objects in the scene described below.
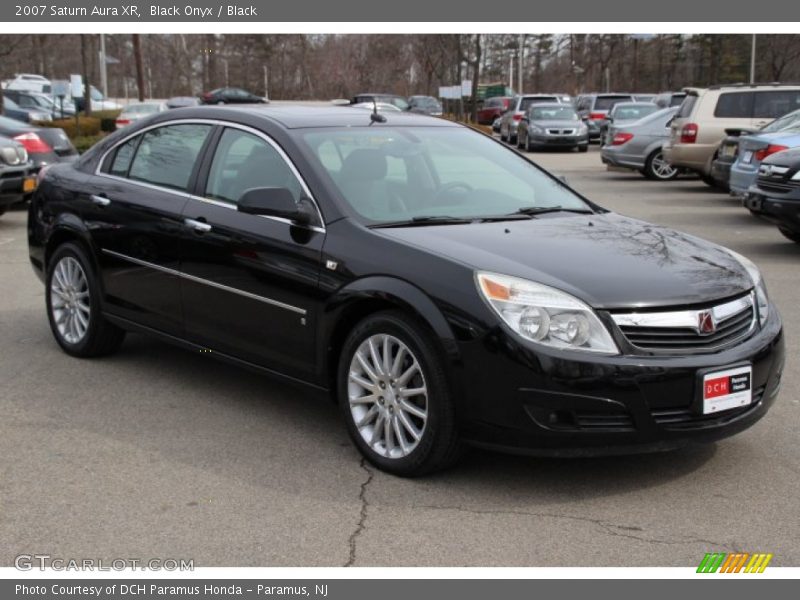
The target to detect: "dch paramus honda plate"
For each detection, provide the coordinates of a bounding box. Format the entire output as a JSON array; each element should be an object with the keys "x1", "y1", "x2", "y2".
[{"x1": 28, "y1": 106, "x2": 785, "y2": 476}]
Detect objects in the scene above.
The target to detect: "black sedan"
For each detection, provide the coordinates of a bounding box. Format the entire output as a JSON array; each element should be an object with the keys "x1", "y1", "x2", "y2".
[
  {"x1": 744, "y1": 146, "x2": 800, "y2": 244},
  {"x1": 0, "y1": 115, "x2": 78, "y2": 172},
  {"x1": 0, "y1": 135, "x2": 35, "y2": 216},
  {"x1": 28, "y1": 106, "x2": 784, "y2": 476},
  {"x1": 200, "y1": 87, "x2": 266, "y2": 105}
]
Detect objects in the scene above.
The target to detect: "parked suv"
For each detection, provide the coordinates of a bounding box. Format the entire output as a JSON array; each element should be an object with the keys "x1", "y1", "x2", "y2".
[
  {"x1": 499, "y1": 94, "x2": 564, "y2": 144},
  {"x1": 575, "y1": 93, "x2": 636, "y2": 142},
  {"x1": 664, "y1": 84, "x2": 800, "y2": 188}
]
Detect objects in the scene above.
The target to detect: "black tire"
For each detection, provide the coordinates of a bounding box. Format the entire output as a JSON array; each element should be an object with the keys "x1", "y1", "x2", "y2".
[
  {"x1": 578, "y1": 145, "x2": 588, "y2": 153},
  {"x1": 516, "y1": 132, "x2": 525, "y2": 149},
  {"x1": 500, "y1": 128, "x2": 508, "y2": 142},
  {"x1": 337, "y1": 311, "x2": 461, "y2": 477},
  {"x1": 643, "y1": 149, "x2": 679, "y2": 181},
  {"x1": 0, "y1": 206, "x2": 6, "y2": 217},
  {"x1": 509, "y1": 133, "x2": 518, "y2": 145},
  {"x1": 45, "y1": 242, "x2": 125, "y2": 358},
  {"x1": 526, "y1": 134, "x2": 534, "y2": 152},
  {"x1": 778, "y1": 227, "x2": 800, "y2": 244}
]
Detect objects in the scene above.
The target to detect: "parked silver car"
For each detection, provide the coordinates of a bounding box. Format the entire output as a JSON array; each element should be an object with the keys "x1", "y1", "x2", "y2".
[
  {"x1": 516, "y1": 103, "x2": 589, "y2": 152},
  {"x1": 601, "y1": 107, "x2": 680, "y2": 180},
  {"x1": 599, "y1": 102, "x2": 659, "y2": 146},
  {"x1": 499, "y1": 94, "x2": 565, "y2": 144}
]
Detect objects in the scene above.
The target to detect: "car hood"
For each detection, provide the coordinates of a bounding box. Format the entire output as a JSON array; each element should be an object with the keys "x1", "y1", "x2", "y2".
[
  {"x1": 532, "y1": 119, "x2": 583, "y2": 128},
  {"x1": 377, "y1": 212, "x2": 752, "y2": 309}
]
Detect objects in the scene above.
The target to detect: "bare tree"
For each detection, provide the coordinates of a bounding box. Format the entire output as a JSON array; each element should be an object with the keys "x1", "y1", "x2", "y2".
[
  {"x1": 132, "y1": 34, "x2": 145, "y2": 102},
  {"x1": 80, "y1": 34, "x2": 92, "y2": 116}
]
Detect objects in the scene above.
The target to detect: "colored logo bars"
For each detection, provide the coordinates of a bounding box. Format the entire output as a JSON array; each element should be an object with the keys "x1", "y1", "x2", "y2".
[{"x1": 697, "y1": 552, "x2": 773, "y2": 573}]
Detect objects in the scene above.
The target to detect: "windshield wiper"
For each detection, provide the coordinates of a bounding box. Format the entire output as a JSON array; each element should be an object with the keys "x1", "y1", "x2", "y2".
[
  {"x1": 368, "y1": 216, "x2": 474, "y2": 228},
  {"x1": 512, "y1": 205, "x2": 594, "y2": 216}
]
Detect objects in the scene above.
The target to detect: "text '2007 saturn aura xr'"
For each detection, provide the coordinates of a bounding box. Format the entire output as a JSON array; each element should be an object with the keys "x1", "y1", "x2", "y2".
[{"x1": 28, "y1": 106, "x2": 784, "y2": 476}]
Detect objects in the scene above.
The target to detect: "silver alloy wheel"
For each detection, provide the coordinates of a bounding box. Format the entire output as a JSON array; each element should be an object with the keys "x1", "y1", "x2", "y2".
[
  {"x1": 50, "y1": 256, "x2": 91, "y2": 344},
  {"x1": 651, "y1": 152, "x2": 678, "y2": 179},
  {"x1": 348, "y1": 334, "x2": 428, "y2": 459}
]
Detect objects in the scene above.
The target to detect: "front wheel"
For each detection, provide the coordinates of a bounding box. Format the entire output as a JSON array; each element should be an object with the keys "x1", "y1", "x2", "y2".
[
  {"x1": 644, "y1": 149, "x2": 679, "y2": 180},
  {"x1": 46, "y1": 242, "x2": 125, "y2": 357},
  {"x1": 578, "y1": 145, "x2": 588, "y2": 153},
  {"x1": 338, "y1": 311, "x2": 461, "y2": 476}
]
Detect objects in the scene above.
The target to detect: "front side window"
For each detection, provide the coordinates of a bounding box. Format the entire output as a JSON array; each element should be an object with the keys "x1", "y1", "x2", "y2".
[
  {"x1": 205, "y1": 128, "x2": 304, "y2": 204},
  {"x1": 128, "y1": 124, "x2": 211, "y2": 191},
  {"x1": 300, "y1": 127, "x2": 592, "y2": 224}
]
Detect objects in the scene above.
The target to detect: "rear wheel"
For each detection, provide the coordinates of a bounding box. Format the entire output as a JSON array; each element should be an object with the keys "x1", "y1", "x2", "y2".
[
  {"x1": 778, "y1": 227, "x2": 800, "y2": 244},
  {"x1": 338, "y1": 311, "x2": 461, "y2": 476},
  {"x1": 644, "y1": 149, "x2": 679, "y2": 180},
  {"x1": 517, "y1": 132, "x2": 526, "y2": 149},
  {"x1": 46, "y1": 243, "x2": 125, "y2": 358},
  {"x1": 578, "y1": 145, "x2": 588, "y2": 153}
]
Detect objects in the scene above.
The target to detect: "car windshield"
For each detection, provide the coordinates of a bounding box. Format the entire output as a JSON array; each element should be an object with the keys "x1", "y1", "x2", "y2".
[
  {"x1": 530, "y1": 106, "x2": 578, "y2": 120},
  {"x1": 613, "y1": 104, "x2": 658, "y2": 120},
  {"x1": 300, "y1": 127, "x2": 592, "y2": 224},
  {"x1": 761, "y1": 109, "x2": 800, "y2": 132}
]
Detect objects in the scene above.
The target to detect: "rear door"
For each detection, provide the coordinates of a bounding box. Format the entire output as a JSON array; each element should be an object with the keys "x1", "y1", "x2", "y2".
[
  {"x1": 86, "y1": 122, "x2": 213, "y2": 334},
  {"x1": 752, "y1": 90, "x2": 800, "y2": 129},
  {"x1": 178, "y1": 125, "x2": 325, "y2": 379}
]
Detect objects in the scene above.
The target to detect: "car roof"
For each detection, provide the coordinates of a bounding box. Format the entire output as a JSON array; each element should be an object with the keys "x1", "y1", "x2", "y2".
[
  {"x1": 528, "y1": 102, "x2": 572, "y2": 109},
  {"x1": 155, "y1": 105, "x2": 457, "y2": 129}
]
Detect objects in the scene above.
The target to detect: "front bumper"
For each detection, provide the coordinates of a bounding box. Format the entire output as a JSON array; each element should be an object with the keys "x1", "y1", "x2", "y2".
[
  {"x1": 457, "y1": 306, "x2": 784, "y2": 456},
  {"x1": 729, "y1": 162, "x2": 760, "y2": 196},
  {"x1": 528, "y1": 133, "x2": 589, "y2": 148},
  {"x1": 0, "y1": 166, "x2": 35, "y2": 207},
  {"x1": 745, "y1": 187, "x2": 800, "y2": 233}
]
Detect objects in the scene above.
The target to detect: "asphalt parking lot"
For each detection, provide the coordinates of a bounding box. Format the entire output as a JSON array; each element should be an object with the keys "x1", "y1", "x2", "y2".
[{"x1": 1, "y1": 144, "x2": 798, "y2": 568}]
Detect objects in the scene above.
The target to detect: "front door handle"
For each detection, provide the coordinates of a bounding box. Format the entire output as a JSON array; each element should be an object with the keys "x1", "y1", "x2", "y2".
[
  {"x1": 91, "y1": 194, "x2": 111, "y2": 207},
  {"x1": 184, "y1": 218, "x2": 212, "y2": 233}
]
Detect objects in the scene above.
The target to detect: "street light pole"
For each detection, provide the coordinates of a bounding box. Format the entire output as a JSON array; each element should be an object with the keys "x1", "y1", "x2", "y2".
[
  {"x1": 750, "y1": 34, "x2": 757, "y2": 84},
  {"x1": 99, "y1": 33, "x2": 108, "y2": 98},
  {"x1": 518, "y1": 34, "x2": 524, "y2": 95}
]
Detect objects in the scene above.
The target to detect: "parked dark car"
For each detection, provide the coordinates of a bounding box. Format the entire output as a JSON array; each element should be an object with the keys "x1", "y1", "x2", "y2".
[
  {"x1": 477, "y1": 96, "x2": 511, "y2": 125},
  {"x1": 709, "y1": 128, "x2": 751, "y2": 190},
  {"x1": 516, "y1": 103, "x2": 589, "y2": 152},
  {"x1": 201, "y1": 87, "x2": 266, "y2": 105},
  {"x1": 575, "y1": 93, "x2": 636, "y2": 141},
  {"x1": 0, "y1": 116, "x2": 78, "y2": 172},
  {"x1": 28, "y1": 106, "x2": 784, "y2": 476},
  {"x1": 4, "y1": 89, "x2": 74, "y2": 119},
  {"x1": 744, "y1": 147, "x2": 800, "y2": 243},
  {"x1": 166, "y1": 96, "x2": 201, "y2": 109},
  {"x1": 0, "y1": 135, "x2": 35, "y2": 215},
  {"x1": 2, "y1": 96, "x2": 52, "y2": 123},
  {"x1": 350, "y1": 94, "x2": 410, "y2": 111},
  {"x1": 408, "y1": 96, "x2": 442, "y2": 117}
]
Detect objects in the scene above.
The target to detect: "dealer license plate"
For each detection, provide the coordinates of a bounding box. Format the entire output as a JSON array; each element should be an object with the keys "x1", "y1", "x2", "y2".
[
  {"x1": 702, "y1": 365, "x2": 752, "y2": 414},
  {"x1": 23, "y1": 177, "x2": 36, "y2": 193},
  {"x1": 743, "y1": 150, "x2": 754, "y2": 163}
]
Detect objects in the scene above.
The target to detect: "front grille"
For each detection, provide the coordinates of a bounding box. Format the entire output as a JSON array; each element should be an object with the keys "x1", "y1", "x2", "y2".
[
  {"x1": 652, "y1": 386, "x2": 765, "y2": 430},
  {"x1": 613, "y1": 294, "x2": 756, "y2": 354},
  {"x1": 757, "y1": 178, "x2": 798, "y2": 194},
  {"x1": 574, "y1": 410, "x2": 635, "y2": 431},
  {"x1": 547, "y1": 128, "x2": 577, "y2": 135}
]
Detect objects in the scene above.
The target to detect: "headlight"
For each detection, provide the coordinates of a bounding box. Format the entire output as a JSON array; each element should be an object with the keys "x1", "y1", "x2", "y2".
[
  {"x1": 726, "y1": 250, "x2": 769, "y2": 326},
  {"x1": 530, "y1": 125, "x2": 544, "y2": 134},
  {"x1": 578, "y1": 123, "x2": 588, "y2": 134},
  {"x1": 476, "y1": 272, "x2": 619, "y2": 354},
  {"x1": 0, "y1": 145, "x2": 26, "y2": 165},
  {"x1": 791, "y1": 170, "x2": 800, "y2": 181}
]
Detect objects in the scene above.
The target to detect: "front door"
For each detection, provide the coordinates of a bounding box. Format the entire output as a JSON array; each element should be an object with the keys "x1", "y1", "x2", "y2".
[{"x1": 179, "y1": 126, "x2": 325, "y2": 379}]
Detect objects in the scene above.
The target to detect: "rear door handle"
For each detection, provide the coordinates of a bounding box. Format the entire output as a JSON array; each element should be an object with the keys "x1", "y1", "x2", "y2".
[
  {"x1": 91, "y1": 195, "x2": 111, "y2": 206},
  {"x1": 184, "y1": 218, "x2": 212, "y2": 233}
]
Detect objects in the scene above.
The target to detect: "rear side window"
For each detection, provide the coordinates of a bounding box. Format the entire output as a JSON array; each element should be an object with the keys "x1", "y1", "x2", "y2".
[
  {"x1": 677, "y1": 94, "x2": 697, "y2": 118},
  {"x1": 753, "y1": 90, "x2": 800, "y2": 118},
  {"x1": 128, "y1": 124, "x2": 211, "y2": 191},
  {"x1": 714, "y1": 92, "x2": 754, "y2": 118},
  {"x1": 108, "y1": 136, "x2": 139, "y2": 177}
]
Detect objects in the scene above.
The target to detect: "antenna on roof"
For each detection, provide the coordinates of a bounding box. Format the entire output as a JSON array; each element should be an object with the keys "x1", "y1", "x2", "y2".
[{"x1": 369, "y1": 98, "x2": 387, "y2": 125}]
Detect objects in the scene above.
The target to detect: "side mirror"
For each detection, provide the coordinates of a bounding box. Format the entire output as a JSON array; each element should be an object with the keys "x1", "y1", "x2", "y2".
[
  {"x1": 581, "y1": 115, "x2": 589, "y2": 121},
  {"x1": 238, "y1": 187, "x2": 312, "y2": 226},
  {"x1": 606, "y1": 116, "x2": 613, "y2": 122}
]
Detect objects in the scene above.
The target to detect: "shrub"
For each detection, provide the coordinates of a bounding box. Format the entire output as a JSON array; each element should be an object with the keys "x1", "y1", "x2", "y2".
[
  {"x1": 38, "y1": 117, "x2": 101, "y2": 138},
  {"x1": 72, "y1": 135, "x2": 105, "y2": 153}
]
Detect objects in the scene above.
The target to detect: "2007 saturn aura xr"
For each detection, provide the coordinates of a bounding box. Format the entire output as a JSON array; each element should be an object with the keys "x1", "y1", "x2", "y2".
[{"x1": 28, "y1": 106, "x2": 785, "y2": 476}]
